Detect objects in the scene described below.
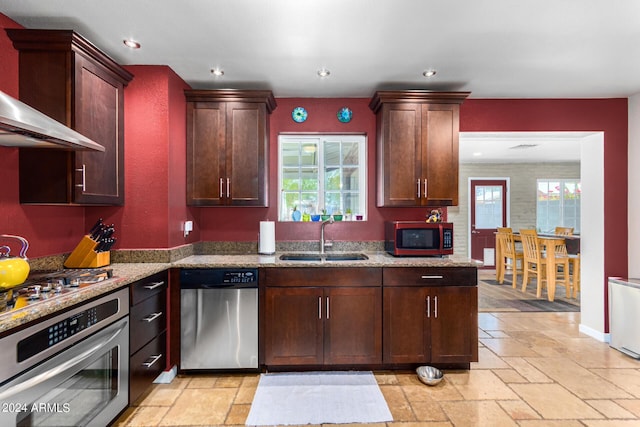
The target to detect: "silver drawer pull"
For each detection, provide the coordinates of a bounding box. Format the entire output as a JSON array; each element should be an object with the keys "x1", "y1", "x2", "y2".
[
  {"x1": 421, "y1": 275, "x2": 444, "y2": 279},
  {"x1": 144, "y1": 281, "x2": 165, "y2": 290},
  {"x1": 143, "y1": 312, "x2": 162, "y2": 322},
  {"x1": 142, "y1": 354, "x2": 162, "y2": 368}
]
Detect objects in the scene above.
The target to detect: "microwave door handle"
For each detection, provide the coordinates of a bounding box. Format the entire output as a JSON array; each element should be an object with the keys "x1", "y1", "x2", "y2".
[{"x1": 0, "y1": 321, "x2": 127, "y2": 400}]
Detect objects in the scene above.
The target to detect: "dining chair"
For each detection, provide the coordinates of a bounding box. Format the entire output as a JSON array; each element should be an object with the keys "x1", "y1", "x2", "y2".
[
  {"x1": 520, "y1": 229, "x2": 570, "y2": 299},
  {"x1": 554, "y1": 226, "x2": 574, "y2": 236},
  {"x1": 553, "y1": 226, "x2": 580, "y2": 298},
  {"x1": 495, "y1": 227, "x2": 523, "y2": 288}
]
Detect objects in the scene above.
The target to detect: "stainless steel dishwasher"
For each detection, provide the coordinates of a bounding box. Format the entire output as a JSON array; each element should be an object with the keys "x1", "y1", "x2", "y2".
[{"x1": 180, "y1": 268, "x2": 259, "y2": 370}]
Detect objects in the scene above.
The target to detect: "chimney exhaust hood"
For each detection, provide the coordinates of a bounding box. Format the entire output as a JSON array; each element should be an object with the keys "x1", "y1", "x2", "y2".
[{"x1": 0, "y1": 90, "x2": 105, "y2": 152}]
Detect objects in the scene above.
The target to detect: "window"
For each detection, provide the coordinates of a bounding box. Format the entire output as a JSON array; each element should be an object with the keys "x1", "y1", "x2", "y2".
[
  {"x1": 536, "y1": 179, "x2": 581, "y2": 233},
  {"x1": 278, "y1": 135, "x2": 366, "y2": 221}
]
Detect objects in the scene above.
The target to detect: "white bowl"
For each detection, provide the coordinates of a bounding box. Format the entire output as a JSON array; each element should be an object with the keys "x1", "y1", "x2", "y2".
[{"x1": 416, "y1": 365, "x2": 444, "y2": 386}]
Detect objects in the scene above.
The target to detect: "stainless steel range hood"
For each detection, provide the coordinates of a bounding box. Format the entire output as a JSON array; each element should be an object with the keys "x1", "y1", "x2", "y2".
[{"x1": 0, "y1": 90, "x2": 105, "y2": 152}]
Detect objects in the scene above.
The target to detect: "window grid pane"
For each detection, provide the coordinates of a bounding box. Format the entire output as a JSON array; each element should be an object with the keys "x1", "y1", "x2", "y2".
[
  {"x1": 536, "y1": 179, "x2": 581, "y2": 233},
  {"x1": 279, "y1": 135, "x2": 366, "y2": 220}
]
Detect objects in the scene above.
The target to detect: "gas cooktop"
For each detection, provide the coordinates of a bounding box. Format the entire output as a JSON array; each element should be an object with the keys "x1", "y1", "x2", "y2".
[{"x1": 0, "y1": 268, "x2": 115, "y2": 314}]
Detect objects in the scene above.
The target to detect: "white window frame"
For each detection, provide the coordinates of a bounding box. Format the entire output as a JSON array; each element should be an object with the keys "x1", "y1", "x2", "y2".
[
  {"x1": 278, "y1": 134, "x2": 367, "y2": 222},
  {"x1": 536, "y1": 178, "x2": 581, "y2": 234}
]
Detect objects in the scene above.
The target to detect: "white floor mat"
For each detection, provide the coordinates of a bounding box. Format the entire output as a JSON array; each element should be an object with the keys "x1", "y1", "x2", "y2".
[{"x1": 245, "y1": 371, "x2": 393, "y2": 426}]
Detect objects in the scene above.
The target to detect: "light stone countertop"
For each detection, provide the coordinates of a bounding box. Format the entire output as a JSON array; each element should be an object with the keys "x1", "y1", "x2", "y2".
[
  {"x1": 1, "y1": 253, "x2": 480, "y2": 334},
  {"x1": 174, "y1": 252, "x2": 481, "y2": 268}
]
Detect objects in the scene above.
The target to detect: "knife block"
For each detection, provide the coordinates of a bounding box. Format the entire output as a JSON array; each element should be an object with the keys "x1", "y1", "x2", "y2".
[{"x1": 64, "y1": 235, "x2": 110, "y2": 268}]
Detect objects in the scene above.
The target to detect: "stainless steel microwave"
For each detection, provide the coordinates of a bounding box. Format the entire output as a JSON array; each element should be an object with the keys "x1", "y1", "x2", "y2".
[{"x1": 385, "y1": 221, "x2": 454, "y2": 256}]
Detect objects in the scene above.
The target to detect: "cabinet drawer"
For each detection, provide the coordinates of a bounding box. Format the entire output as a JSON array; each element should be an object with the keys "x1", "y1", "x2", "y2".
[
  {"x1": 130, "y1": 271, "x2": 168, "y2": 305},
  {"x1": 264, "y1": 267, "x2": 382, "y2": 287},
  {"x1": 130, "y1": 290, "x2": 166, "y2": 355},
  {"x1": 130, "y1": 332, "x2": 166, "y2": 405},
  {"x1": 383, "y1": 267, "x2": 477, "y2": 287}
]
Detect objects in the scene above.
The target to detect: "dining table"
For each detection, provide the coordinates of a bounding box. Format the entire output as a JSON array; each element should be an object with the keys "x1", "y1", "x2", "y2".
[{"x1": 495, "y1": 232, "x2": 579, "y2": 302}]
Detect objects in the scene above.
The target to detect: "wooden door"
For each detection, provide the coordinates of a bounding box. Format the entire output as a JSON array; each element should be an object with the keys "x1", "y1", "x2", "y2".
[
  {"x1": 264, "y1": 287, "x2": 323, "y2": 366},
  {"x1": 74, "y1": 55, "x2": 126, "y2": 204},
  {"x1": 226, "y1": 102, "x2": 268, "y2": 206},
  {"x1": 377, "y1": 103, "x2": 421, "y2": 206},
  {"x1": 429, "y1": 286, "x2": 478, "y2": 363},
  {"x1": 324, "y1": 287, "x2": 382, "y2": 365},
  {"x1": 470, "y1": 179, "x2": 507, "y2": 266},
  {"x1": 382, "y1": 287, "x2": 429, "y2": 364},
  {"x1": 186, "y1": 101, "x2": 226, "y2": 205},
  {"x1": 422, "y1": 104, "x2": 460, "y2": 206}
]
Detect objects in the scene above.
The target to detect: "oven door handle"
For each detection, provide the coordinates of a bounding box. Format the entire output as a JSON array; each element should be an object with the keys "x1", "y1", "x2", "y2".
[{"x1": 0, "y1": 320, "x2": 127, "y2": 400}]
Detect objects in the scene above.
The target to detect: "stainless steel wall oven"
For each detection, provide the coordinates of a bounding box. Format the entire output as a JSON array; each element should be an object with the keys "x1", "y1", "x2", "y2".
[{"x1": 0, "y1": 288, "x2": 129, "y2": 427}]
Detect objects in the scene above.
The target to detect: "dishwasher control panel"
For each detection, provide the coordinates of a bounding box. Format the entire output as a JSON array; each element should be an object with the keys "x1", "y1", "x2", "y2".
[{"x1": 180, "y1": 268, "x2": 259, "y2": 288}]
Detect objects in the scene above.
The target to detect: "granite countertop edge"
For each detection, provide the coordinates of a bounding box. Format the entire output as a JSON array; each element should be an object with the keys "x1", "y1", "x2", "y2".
[{"x1": 1, "y1": 253, "x2": 480, "y2": 334}]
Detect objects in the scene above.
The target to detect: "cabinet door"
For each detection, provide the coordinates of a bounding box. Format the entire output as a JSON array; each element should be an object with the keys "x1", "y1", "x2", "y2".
[
  {"x1": 377, "y1": 104, "x2": 422, "y2": 207},
  {"x1": 186, "y1": 102, "x2": 226, "y2": 205},
  {"x1": 226, "y1": 102, "x2": 268, "y2": 206},
  {"x1": 324, "y1": 287, "x2": 382, "y2": 365},
  {"x1": 421, "y1": 104, "x2": 460, "y2": 206},
  {"x1": 264, "y1": 287, "x2": 323, "y2": 366},
  {"x1": 383, "y1": 287, "x2": 429, "y2": 364},
  {"x1": 429, "y1": 286, "x2": 478, "y2": 363},
  {"x1": 74, "y1": 55, "x2": 126, "y2": 204}
]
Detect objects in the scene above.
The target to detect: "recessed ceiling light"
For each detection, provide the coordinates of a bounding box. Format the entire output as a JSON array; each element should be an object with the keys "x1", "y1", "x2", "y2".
[
  {"x1": 317, "y1": 68, "x2": 331, "y2": 78},
  {"x1": 472, "y1": 152, "x2": 482, "y2": 157},
  {"x1": 210, "y1": 68, "x2": 224, "y2": 77},
  {"x1": 123, "y1": 39, "x2": 141, "y2": 49},
  {"x1": 422, "y1": 69, "x2": 437, "y2": 78}
]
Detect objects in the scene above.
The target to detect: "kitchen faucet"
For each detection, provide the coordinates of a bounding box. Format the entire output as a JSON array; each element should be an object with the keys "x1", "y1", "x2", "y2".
[{"x1": 320, "y1": 217, "x2": 334, "y2": 254}]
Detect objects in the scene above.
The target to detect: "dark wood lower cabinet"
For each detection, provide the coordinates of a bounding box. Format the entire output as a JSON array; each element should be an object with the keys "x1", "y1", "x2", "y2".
[
  {"x1": 264, "y1": 286, "x2": 382, "y2": 367},
  {"x1": 129, "y1": 332, "x2": 166, "y2": 404},
  {"x1": 262, "y1": 266, "x2": 477, "y2": 369},
  {"x1": 129, "y1": 271, "x2": 168, "y2": 404},
  {"x1": 383, "y1": 285, "x2": 478, "y2": 365}
]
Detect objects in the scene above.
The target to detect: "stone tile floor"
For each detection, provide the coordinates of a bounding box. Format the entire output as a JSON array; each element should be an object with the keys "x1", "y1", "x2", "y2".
[
  {"x1": 115, "y1": 309, "x2": 640, "y2": 426},
  {"x1": 115, "y1": 271, "x2": 637, "y2": 426}
]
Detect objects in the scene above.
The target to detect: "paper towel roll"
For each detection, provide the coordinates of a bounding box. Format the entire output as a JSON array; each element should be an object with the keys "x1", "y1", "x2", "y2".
[{"x1": 259, "y1": 221, "x2": 276, "y2": 254}]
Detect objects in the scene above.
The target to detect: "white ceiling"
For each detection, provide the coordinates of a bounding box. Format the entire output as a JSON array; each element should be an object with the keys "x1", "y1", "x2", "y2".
[
  {"x1": 459, "y1": 132, "x2": 589, "y2": 163},
  {"x1": 0, "y1": 1, "x2": 628, "y2": 162},
  {"x1": 2, "y1": 0, "x2": 640, "y2": 99}
]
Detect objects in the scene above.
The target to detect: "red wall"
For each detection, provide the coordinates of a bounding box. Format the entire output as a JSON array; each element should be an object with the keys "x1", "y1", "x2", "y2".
[
  {"x1": 199, "y1": 98, "x2": 436, "y2": 242},
  {"x1": 85, "y1": 66, "x2": 196, "y2": 249},
  {"x1": 0, "y1": 15, "x2": 87, "y2": 258}
]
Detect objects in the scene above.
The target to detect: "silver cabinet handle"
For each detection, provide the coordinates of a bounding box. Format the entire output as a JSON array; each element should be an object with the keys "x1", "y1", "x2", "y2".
[
  {"x1": 326, "y1": 296, "x2": 330, "y2": 319},
  {"x1": 416, "y1": 179, "x2": 421, "y2": 198},
  {"x1": 142, "y1": 354, "x2": 162, "y2": 368},
  {"x1": 75, "y1": 164, "x2": 86, "y2": 191},
  {"x1": 318, "y1": 296, "x2": 322, "y2": 319},
  {"x1": 426, "y1": 296, "x2": 430, "y2": 318},
  {"x1": 434, "y1": 296, "x2": 438, "y2": 318},
  {"x1": 226, "y1": 177, "x2": 230, "y2": 198},
  {"x1": 144, "y1": 281, "x2": 165, "y2": 290},
  {"x1": 219, "y1": 178, "x2": 224, "y2": 197},
  {"x1": 424, "y1": 178, "x2": 428, "y2": 199},
  {"x1": 422, "y1": 275, "x2": 444, "y2": 279},
  {"x1": 143, "y1": 312, "x2": 162, "y2": 323}
]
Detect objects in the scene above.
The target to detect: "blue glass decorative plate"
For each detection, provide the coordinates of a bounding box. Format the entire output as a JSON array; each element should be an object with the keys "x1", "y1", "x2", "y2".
[
  {"x1": 337, "y1": 107, "x2": 352, "y2": 123},
  {"x1": 292, "y1": 107, "x2": 308, "y2": 123}
]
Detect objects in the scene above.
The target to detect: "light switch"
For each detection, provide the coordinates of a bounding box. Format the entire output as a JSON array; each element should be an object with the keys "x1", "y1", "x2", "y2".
[{"x1": 184, "y1": 220, "x2": 193, "y2": 237}]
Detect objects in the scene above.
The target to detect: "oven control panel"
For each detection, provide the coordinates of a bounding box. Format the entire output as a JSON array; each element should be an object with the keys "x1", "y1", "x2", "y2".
[{"x1": 17, "y1": 299, "x2": 118, "y2": 362}]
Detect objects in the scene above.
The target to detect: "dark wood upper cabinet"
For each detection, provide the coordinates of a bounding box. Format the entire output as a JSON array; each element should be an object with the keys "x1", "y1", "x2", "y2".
[
  {"x1": 185, "y1": 90, "x2": 276, "y2": 206},
  {"x1": 370, "y1": 91, "x2": 470, "y2": 207},
  {"x1": 7, "y1": 29, "x2": 133, "y2": 205}
]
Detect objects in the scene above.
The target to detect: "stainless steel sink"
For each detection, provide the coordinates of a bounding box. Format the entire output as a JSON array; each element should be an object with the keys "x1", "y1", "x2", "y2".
[
  {"x1": 279, "y1": 253, "x2": 369, "y2": 261},
  {"x1": 279, "y1": 254, "x2": 323, "y2": 261},
  {"x1": 324, "y1": 253, "x2": 369, "y2": 261}
]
